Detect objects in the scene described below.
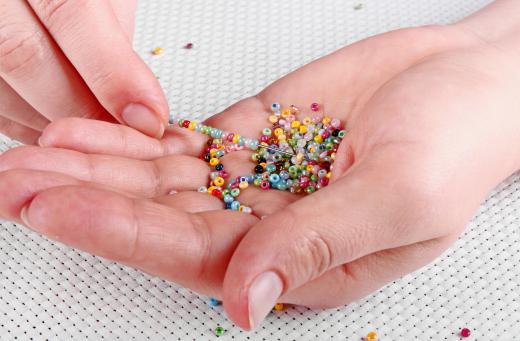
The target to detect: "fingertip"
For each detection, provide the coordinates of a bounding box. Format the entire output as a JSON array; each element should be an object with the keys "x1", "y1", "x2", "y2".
[{"x1": 121, "y1": 103, "x2": 166, "y2": 138}]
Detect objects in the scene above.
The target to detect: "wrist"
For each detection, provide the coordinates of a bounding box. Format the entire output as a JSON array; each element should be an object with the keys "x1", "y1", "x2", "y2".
[{"x1": 453, "y1": 0, "x2": 520, "y2": 57}]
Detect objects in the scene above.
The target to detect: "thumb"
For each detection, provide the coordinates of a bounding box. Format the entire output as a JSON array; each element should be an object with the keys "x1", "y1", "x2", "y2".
[
  {"x1": 29, "y1": 0, "x2": 168, "y2": 138},
  {"x1": 222, "y1": 155, "x2": 444, "y2": 330}
]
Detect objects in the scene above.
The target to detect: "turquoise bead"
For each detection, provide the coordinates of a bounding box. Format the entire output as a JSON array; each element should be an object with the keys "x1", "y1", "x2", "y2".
[
  {"x1": 269, "y1": 174, "x2": 280, "y2": 183},
  {"x1": 224, "y1": 195, "x2": 234, "y2": 203},
  {"x1": 231, "y1": 201, "x2": 241, "y2": 210}
]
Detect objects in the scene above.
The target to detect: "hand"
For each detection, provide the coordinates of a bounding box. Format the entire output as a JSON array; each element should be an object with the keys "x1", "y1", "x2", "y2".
[
  {"x1": 1, "y1": 20, "x2": 520, "y2": 331},
  {"x1": 0, "y1": 0, "x2": 168, "y2": 144}
]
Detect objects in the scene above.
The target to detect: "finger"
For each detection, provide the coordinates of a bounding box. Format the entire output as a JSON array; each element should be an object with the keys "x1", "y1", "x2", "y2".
[
  {"x1": 0, "y1": 169, "x2": 219, "y2": 222},
  {"x1": 29, "y1": 0, "x2": 169, "y2": 137},
  {"x1": 39, "y1": 118, "x2": 207, "y2": 159},
  {"x1": 0, "y1": 146, "x2": 209, "y2": 196},
  {"x1": 0, "y1": 78, "x2": 49, "y2": 131},
  {"x1": 279, "y1": 236, "x2": 456, "y2": 308},
  {"x1": 109, "y1": 0, "x2": 137, "y2": 40},
  {"x1": 0, "y1": 116, "x2": 40, "y2": 145},
  {"x1": 222, "y1": 150, "x2": 457, "y2": 330},
  {"x1": 0, "y1": 1, "x2": 113, "y2": 123},
  {"x1": 19, "y1": 185, "x2": 258, "y2": 296}
]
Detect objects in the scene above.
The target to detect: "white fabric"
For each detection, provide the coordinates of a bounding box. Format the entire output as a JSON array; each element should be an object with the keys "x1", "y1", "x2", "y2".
[{"x1": 2, "y1": 0, "x2": 520, "y2": 340}]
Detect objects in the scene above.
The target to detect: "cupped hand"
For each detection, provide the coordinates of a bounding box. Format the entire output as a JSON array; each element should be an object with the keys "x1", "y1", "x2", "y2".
[
  {"x1": 1, "y1": 24, "x2": 519, "y2": 330},
  {"x1": 0, "y1": 0, "x2": 168, "y2": 144}
]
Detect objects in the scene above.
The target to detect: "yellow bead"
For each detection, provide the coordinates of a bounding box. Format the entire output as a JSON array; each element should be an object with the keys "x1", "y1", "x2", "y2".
[
  {"x1": 188, "y1": 121, "x2": 197, "y2": 130},
  {"x1": 232, "y1": 134, "x2": 240, "y2": 144},
  {"x1": 366, "y1": 331, "x2": 378, "y2": 340},
  {"x1": 239, "y1": 205, "x2": 245, "y2": 212},
  {"x1": 314, "y1": 135, "x2": 323, "y2": 143},
  {"x1": 269, "y1": 115, "x2": 279, "y2": 124},
  {"x1": 326, "y1": 172, "x2": 332, "y2": 178},
  {"x1": 281, "y1": 109, "x2": 291, "y2": 118},
  {"x1": 213, "y1": 177, "x2": 225, "y2": 187},
  {"x1": 291, "y1": 120, "x2": 301, "y2": 128},
  {"x1": 299, "y1": 125, "x2": 308, "y2": 134},
  {"x1": 302, "y1": 117, "x2": 312, "y2": 125},
  {"x1": 152, "y1": 47, "x2": 163, "y2": 55},
  {"x1": 331, "y1": 152, "x2": 336, "y2": 160},
  {"x1": 239, "y1": 181, "x2": 249, "y2": 189},
  {"x1": 296, "y1": 153, "x2": 304, "y2": 163},
  {"x1": 322, "y1": 116, "x2": 332, "y2": 125},
  {"x1": 259, "y1": 162, "x2": 266, "y2": 169},
  {"x1": 208, "y1": 186, "x2": 216, "y2": 193},
  {"x1": 274, "y1": 128, "x2": 284, "y2": 136},
  {"x1": 278, "y1": 135, "x2": 286, "y2": 141},
  {"x1": 273, "y1": 303, "x2": 284, "y2": 311},
  {"x1": 306, "y1": 165, "x2": 314, "y2": 172},
  {"x1": 209, "y1": 158, "x2": 219, "y2": 166}
]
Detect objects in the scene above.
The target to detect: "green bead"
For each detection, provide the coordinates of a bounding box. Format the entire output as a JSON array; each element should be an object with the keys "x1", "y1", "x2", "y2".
[
  {"x1": 262, "y1": 128, "x2": 272, "y2": 136},
  {"x1": 178, "y1": 119, "x2": 184, "y2": 127},
  {"x1": 231, "y1": 188, "x2": 240, "y2": 197},
  {"x1": 252, "y1": 153, "x2": 259, "y2": 161},
  {"x1": 338, "y1": 130, "x2": 346, "y2": 138},
  {"x1": 305, "y1": 186, "x2": 315, "y2": 194},
  {"x1": 253, "y1": 178, "x2": 262, "y2": 186},
  {"x1": 214, "y1": 326, "x2": 224, "y2": 336},
  {"x1": 222, "y1": 189, "x2": 230, "y2": 196}
]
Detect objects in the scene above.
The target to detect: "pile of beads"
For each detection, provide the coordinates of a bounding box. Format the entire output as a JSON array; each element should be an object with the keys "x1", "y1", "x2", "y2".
[{"x1": 169, "y1": 102, "x2": 346, "y2": 214}]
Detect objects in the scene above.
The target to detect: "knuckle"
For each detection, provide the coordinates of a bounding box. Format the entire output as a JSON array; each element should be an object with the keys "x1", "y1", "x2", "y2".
[
  {"x1": 188, "y1": 214, "x2": 213, "y2": 283},
  {"x1": 34, "y1": 0, "x2": 79, "y2": 30},
  {"x1": 0, "y1": 22, "x2": 44, "y2": 76}
]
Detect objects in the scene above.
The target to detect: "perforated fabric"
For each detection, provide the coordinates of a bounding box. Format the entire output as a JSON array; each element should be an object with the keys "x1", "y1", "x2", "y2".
[{"x1": 1, "y1": 0, "x2": 519, "y2": 340}]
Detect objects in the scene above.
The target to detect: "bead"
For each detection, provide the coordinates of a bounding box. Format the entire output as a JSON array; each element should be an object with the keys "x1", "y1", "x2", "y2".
[
  {"x1": 260, "y1": 180, "x2": 270, "y2": 190},
  {"x1": 184, "y1": 42, "x2": 194, "y2": 49},
  {"x1": 254, "y1": 165, "x2": 264, "y2": 174},
  {"x1": 230, "y1": 201, "x2": 241, "y2": 210},
  {"x1": 230, "y1": 188, "x2": 240, "y2": 197},
  {"x1": 338, "y1": 130, "x2": 346, "y2": 138},
  {"x1": 239, "y1": 181, "x2": 249, "y2": 189},
  {"x1": 273, "y1": 303, "x2": 284, "y2": 311},
  {"x1": 223, "y1": 195, "x2": 234, "y2": 204},
  {"x1": 242, "y1": 206, "x2": 253, "y2": 214},
  {"x1": 198, "y1": 186, "x2": 208, "y2": 193},
  {"x1": 152, "y1": 47, "x2": 163, "y2": 55},
  {"x1": 269, "y1": 174, "x2": 280, "y2": 183},
  {"x1": 209, "y1": 298, "x2": 220, "y2": 306},
  {"x1": 214, "y1": 177, "x2": 225, "y2": 187},
  {"x1": 271, "y1": 102, "x2": 281, "y2": 112},
  {"x1": 262, "y1": 128, "x2": 272, "y2": 136},
  {"x1": 209, "y1": 158, "x2": 219, "y2": 166},
  {"x1": 310, "y1": 102, "x2": 320, "y2": 112},
  {"x1": 214, "y1": 326, "x2": 224, "y2": 336},
  {"x1": 365, "y1": 331, "x2": 377, "y2": 340},
  {"x1": 269, "y1": 115, "x2": 279, "y2": 124},
  {"x1": 211, "y1": 189, "x2": 222, "y2": 198},
  {"x1": 460, "y1": 328, "x2": 471, "y2": 338},
  {"x1": 291, "y1": 120, "x2": 301, "y2": 128},
  {"x1": 281, "y1": 108, "x2": 291, "y2": 118},
  {"x1": 182, "y1": 120, "x2": 190, "y2": 128},
  {"x1": 215, "y1": 163, "x2": 224, "y2": 171}
]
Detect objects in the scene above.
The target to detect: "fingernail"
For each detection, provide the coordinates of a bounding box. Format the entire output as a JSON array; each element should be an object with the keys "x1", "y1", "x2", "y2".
[
  {"x1": 20, "y1": 206, "x2": 35, "y2": 231},
  {"x1": 247, "y1": 271, "x2": 283, "y2": 330},
  {"x1": 37, "y1": 136, "x2": 46, "y2": 147},
  {"x1": 121, "y1": 103, "x2": 165, "y2": 138}
]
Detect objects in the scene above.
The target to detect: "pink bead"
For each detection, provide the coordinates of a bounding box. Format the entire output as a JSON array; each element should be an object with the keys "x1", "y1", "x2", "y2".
[
  {"x1": 260, "y1": 180, "x2": 270, "y2": 190},
  {"x1": 460, "y1": 328, "x2": 471, "y2": 338},
  {"x1": 184, "y1": 42, "x2": 194, "y2": 49},
  {"x1": 319, "y1": 177, "x2": 329, "y2": 186},
  {"x1": 310, "y1": 102, "x2": 320, "y2": 112},
  {"x1": 219, "y1": 170, "x2": 229, "y2": 178}
]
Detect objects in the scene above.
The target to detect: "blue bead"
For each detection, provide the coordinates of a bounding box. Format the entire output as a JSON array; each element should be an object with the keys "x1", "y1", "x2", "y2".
[
  {"x1": 238, "y1": 137, "x2": 246, "y2": 146},
  {"x1": 240, "y1": 176, "x2": 249, "y2": 183},
  {"x1": 231, "y1": 201, "x2": 241, "y2": 210},
  {"x1": 209, "y1": 298, "x2": 220, "y2": 306},
  {"x1": 195, "y1": 123, "x2": 202, "y2": 132},
  {"x1": 249, "y1": 139, "x2": 259, "y2": 150},
  {"x1": 266, "y1": 164, "x2": 276, "y2": 173},
  {"x1": 276, "y1": 181, "x2": 287, "y2": 190},
  {"x1": 280, "y1": 170, "x2": 289, "y2": 180},
  {"x1": 224, "y1": 195, "x2": 234, "y2": 203},
  {"x1": 269, "y1": 174, "x2": 280, "y2": 183},
  {"x1": 225, "y1": 202, "x2": 232, "y2": 209},
  {"x1": 271, "y1": 102, "x2": 281, "y2": 112},
  {"x1": 168, "y1": 113, "x2": 175, "y2": 125}
]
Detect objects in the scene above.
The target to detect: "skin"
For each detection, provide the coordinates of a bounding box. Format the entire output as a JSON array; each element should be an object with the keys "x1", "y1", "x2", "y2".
[
  {"x1": 0, "y1": 0, "x2": 519, "y2": 331},
  {"x1": 0, "y1": 0, "x2": 168, "y2": 142}
]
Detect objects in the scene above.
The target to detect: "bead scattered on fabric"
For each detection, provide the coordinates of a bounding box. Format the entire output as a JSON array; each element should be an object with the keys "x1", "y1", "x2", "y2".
[
  {"x1": 214, "y1": 326, "x2": 225, "y2": 336},
  {"x1": 169, "y1": 103, "x2": 346, "y2": 214},
  {"x1": 152, "y1": 47, "x2": 163, "y2": 55},
  {"x1": 184, "y1": 42, "x2": 194, "y2": 49},
  {"x1": 273, "y1": 303, "x2": 284, "y2": 311},
  {"x1": 460, "y1": 328, "x2": 471, "y2": 338},
  {"x1": 365, "y1": 331, "x2": 378, "y2": 340},
  {"x1": 208, "y1": 298, "x2": 221, "y2": 306}
]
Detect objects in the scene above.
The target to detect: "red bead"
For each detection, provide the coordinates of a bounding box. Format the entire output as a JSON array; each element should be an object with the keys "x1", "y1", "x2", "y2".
[
  {"x1": 260, "y1": 135, "x2": 270, "y2": 143},
  {"x1": 260, "y1": 180, "x2": 270, "y2": 190},
  {"x1": 219, "y1": 170, "x2": 229, "y2": 178},
  {"x1": 182, "y1": 120, "x2": 190, "y2": 128},
  {"x1": 319, "y1": 177, "x2": 329, "y2": 186},
  {"x1": 227, "y1": 133, "x2": 234, "y2": 142},
  {"x1": 211, "y1": 189, "x2": 222, "y2": 198},
  {"x1": 460, "y1": 328, "x2": 471, "y2": 338},
  {"x1": 299, "y1": 176, "x2": 310, "y2": 188},
  {"x1": 184, "y1": 42, "x2": 194, "y2": 49},
  {"x1": 308, "y1": 160, "x2": 317, "y2": 165},
  {"x1": 310, "y1": 102, "x2": 320, "y2": 112}
]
